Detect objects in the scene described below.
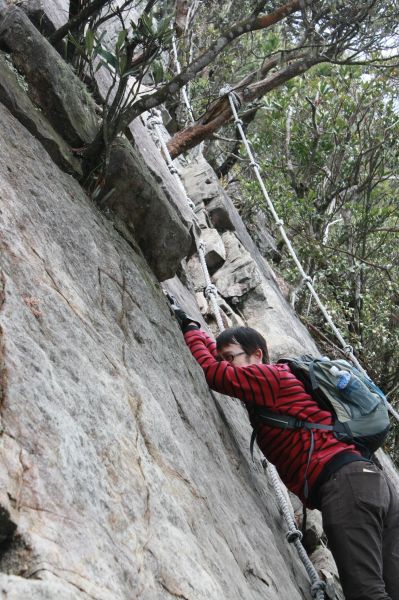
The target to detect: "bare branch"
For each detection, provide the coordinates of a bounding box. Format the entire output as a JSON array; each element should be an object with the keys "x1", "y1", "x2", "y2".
[
  {"x1": 49, "y1": 0, "x2": 112, "y2": 44},
  {"x1": 166, "y1": 52, "x2": 322, "y2": 158}
]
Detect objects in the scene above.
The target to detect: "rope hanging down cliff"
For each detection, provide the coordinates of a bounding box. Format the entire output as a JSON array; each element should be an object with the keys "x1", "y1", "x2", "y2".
[
  {"x1": 146, "y1": 109, "x2": 225, "y2": 333},
  {"x1": 146, "y1": 110, "x2": 326, "y2": 600}
]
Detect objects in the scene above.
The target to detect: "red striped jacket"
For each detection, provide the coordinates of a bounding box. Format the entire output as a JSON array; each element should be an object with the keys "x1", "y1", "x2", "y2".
[{"x1": 184, "y1": 328, "x2": 360, "y2": 506}]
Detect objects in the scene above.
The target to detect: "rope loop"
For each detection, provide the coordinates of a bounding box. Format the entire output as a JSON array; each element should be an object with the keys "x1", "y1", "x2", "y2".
[
  {"x1": 286, "y1": 529, "x2": 303, "y2": 543},
  {"x1": 304, "y1": 275, "x2": 313, "y2": 283},
  {"x1": 228, "y1": 90, "x2": 241, "y2": 108},
  {"x1": 249, "y1": 160, "x2": 260, "y2": 170},
  {"x1": 275, "y1": 218, "x2": 284, "y2": 227},
  {"x1": 343, "y1": 344, "x2": 354, "y2": 357},
  {"x1": 198, "y1": 240, "x2": 206, "y2": 253},
  {"x1": 147, "y1": 109, "x2": 162, "y2": 128},
  {"x1": 311, "y1": 580, "x2": 326, "y2": 598},
  {"x1": 234, "y1": 118, "x2": 244, "y2": 126},
  {"x1": 204, "y1": 284, "x2": 218, "y2": 299},
  {"x1": 187, "y1": 197, "x2": 196, "y2": 211},
  {"x1": 219, "y1": 84, "x2": 233, "y2": 97}
]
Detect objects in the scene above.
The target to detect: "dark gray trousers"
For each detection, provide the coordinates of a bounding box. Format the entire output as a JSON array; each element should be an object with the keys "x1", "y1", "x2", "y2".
[{"x1": 319, "y1": 460, "x2": 399, "y2": 600}]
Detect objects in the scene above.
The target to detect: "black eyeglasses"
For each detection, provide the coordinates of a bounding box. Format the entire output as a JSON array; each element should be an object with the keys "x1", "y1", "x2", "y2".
[{"x1": 218, "y1": 351, "x2": 246, "y2": 363}]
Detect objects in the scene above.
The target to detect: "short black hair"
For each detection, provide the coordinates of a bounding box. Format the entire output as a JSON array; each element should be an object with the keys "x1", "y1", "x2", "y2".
[{"x1": 216, "y1": 326, "x2": 269, "y2": 364}]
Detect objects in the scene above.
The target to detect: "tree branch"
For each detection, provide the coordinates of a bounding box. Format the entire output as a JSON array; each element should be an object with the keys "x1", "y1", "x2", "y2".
[
  {"x1": 123, "y1": 1, "x2": 300, "y2": 116},
  {"x1": 82, "y1": 0, "x2": 301, "y2": 172},
  {"x1": 166, "y1": 53, "x2": 322, "y2": 158},
  {"x1": 49, "y1": 0, "x2": 113, "y2": 44}
]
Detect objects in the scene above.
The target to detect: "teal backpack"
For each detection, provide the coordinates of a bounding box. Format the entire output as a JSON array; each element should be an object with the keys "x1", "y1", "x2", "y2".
[{"x1": 251, "y1": 355, "x2": 390, "y2": 459}]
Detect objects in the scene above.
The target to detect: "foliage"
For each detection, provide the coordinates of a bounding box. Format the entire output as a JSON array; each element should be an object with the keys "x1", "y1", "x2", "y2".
[
  {"x1": 52, "y1": 0, "x2": 399, "y2": 174},
  {"x1": 70, "y1": 10, "x2": 173, "y2": 84},
  {"x1": 222, "y1": 63, "x2": 399, "y2": 458},
  {"x1": 65, "y1": 3, "x2": 174, "y2": 189}
]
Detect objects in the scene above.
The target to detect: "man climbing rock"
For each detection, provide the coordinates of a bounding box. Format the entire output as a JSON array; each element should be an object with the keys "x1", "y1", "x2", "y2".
[{"x1": 169, "y1": 298, "x2": 399, "y2": 600}]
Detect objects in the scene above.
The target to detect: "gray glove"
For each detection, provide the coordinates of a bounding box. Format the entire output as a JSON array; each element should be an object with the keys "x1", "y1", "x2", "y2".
[{"x1": 165, "y1": 292, "x2": 201, "y2": 332}]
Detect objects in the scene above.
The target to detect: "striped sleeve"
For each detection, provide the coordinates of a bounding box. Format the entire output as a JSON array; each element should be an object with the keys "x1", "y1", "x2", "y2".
[{"x1": 184, "y1": 329, "x2": 280, "y2": 405}]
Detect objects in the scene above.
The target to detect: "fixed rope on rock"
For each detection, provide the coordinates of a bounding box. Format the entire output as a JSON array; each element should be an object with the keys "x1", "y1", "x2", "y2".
[
  {"x1": 265, "y1": 462, "x2": 325, "y2": 600},
  {"x1": 227, "y1": 91, "x2": 399, "y2": 425},
  {"x1": 147, "y1": 110, "x2": 225, "y2": 333},
  {"x1": 147, "y1": 109, "x2": 196, "y2": 212},
  {"x1": 171, "y1": 35, "x2": 195, "y2": 124},
  {"x1": 147, "y1": 104, "x2": 326, "y2": 600}
]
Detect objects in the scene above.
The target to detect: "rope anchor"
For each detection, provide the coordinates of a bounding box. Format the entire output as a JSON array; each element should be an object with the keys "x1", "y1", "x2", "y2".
[{"x1": 204, "y1": 284, "x2": 218, "y2": 299}]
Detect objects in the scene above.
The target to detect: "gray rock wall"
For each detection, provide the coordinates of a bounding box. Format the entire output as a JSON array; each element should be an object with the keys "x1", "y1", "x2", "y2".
[
  {"x1": 180, "y1": 155, "x2": 319, "y2": 359},
  {"x1": 0, "y1": 100, "x2": 311, "y2": 600}
]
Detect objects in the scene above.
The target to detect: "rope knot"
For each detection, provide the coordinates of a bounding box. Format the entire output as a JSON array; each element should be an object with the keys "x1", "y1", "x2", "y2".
[
  {"x1": 249, "y1": 160, "x2": 260, "y2": 169},
  {"x1": 219, "y1": 84, "x2": 233, "y2": 97},
  {"x1": 168, "y1": 165, "x2": 178, "y2": 175},
  {"x1": 286, "y1": 529, "x2": 303, "y2": 543},
  {"x1": 343, "y1": 344, "x2": 354, "y2": 357},
  {"x1": 310, "y1": 580, "x2": 326, "y2": 598},
  {"x1": 204, "y1": 284, "x2": 218, "y2": 299},
  {"x1": 275, "y1": 219, "x2": 284, "y2": 227},
  {"x1": 147, "y1": 109, "x2": 162, "y2": 128},
  {"x1": 198, "y1": 240, "x2": 206, "y2": 253}
]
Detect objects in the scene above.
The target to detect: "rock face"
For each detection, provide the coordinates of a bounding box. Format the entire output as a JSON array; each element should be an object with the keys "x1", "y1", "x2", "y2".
[
  {"x1": 17, "y1": 0, "x2": 69, "y2": 31},
  {"x1": 100, "y1": 136, "x2": 192, "y2": 281},
  {"x1": 0, "y1": 51, "x2": 81, "y2": 175},
  {"x1": 181, "y1": 158, "x2": 319, "y2": 359},
  {"x1": 0, "y1": 7, "x2": 98, "y2": 145},
  {"x1": 0, "y1": 102, "x2": 314, "y2": 600}
]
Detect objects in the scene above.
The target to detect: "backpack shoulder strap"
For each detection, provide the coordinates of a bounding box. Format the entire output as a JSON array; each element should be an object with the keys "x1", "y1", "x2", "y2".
[
  {"x1": 278, "y1": 355, "x2": 320, "y2": 391},
  {"x1": 249, "y1": 406, "x2": 336, "y2": 459}
]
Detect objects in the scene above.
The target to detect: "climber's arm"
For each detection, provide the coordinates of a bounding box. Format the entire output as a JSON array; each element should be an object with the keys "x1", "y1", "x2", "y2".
[
  {"x1": 166, "y1": 293, "x2": 279, "y2": 403},
  {"x1": 184, "y1": 328, "x2": 280, "y2": 404}
]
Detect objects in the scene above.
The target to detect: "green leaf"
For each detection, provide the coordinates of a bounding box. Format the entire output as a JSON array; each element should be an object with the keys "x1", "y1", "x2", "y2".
[
  {"x1": 67, "y1": 32, "x2": 85, "y2": 56},
  {"x1": 97, "y1": 30, "x2": 107, "y2": 45},
  {"x1": 95, "y1": 45, "x2": 118, "y2": 70},
  {"x1": 140, "y1": 13, "x2": 153, "y2": 35},
  {"x1": 118, "y1": 54, "x2": 127, "y2": 75},
  {"x1": 116, "y1": 29, "x2": 127, "y2": 51},
  {"x1": 121, "y1": 67, "x2": 140, "y2": 79},
  {"x1": 157, "y1": 16, "x2": 172, "y2": 36},
  {"x1": 97, "y1": 58, "x2": 114, "y2": 74},
  {"x1": 85, "y1": 28, "x2": 95, "y2": 56},
  {"x1": 152, "y1": 60, "x2": 164, "y2": 84}
]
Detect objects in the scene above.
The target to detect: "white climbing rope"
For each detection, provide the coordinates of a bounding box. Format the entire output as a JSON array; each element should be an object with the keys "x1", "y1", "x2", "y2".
[
  {"x1": 146, "y1": 110, "x2": 195, "y2": 211},
  {"x1": 147, "y1": 107, "x2": 325, "y2": 600},
  {"x1": 227, "y1": 91, "x2": 399, "y2": 424},
  {"x1": 171, "y1": 35, "x2": 195, "y2": 124},
  {"x1": 147, "y1": 109, "x2": 225, "y2": 333},
  {"x1": 197, "y1": 241, "x2": 225, "y2": 332},
  {"x1": 266, "y1": 462, "x2": 326, "y2": 600}
]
